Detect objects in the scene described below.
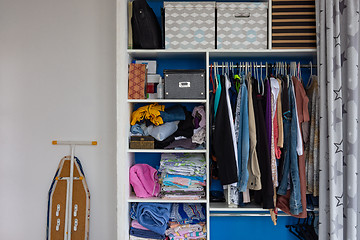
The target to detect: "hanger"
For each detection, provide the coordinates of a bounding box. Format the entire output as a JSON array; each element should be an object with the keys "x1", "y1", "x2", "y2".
[
  {"x1": 210, "y1": 64, "x2": 216, "y2": 93},
  {"x1": 306, "y1": 61, "x2": 314, "y2": 89},
  {"x1": 214, "y1": 62, "x2": 219, "y2": 88}
]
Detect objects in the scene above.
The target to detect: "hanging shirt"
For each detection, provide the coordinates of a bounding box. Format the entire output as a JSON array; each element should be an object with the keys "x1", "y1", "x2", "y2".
[
  {"x1": 247, "y1": 77, "x2": 261, "y2": 191},
  {"x1": 276, "y1": 78, "x2": 284, "y2": 156},
  {"x1": 237, "y1": 80, "x2": 250, "y2": 192},
  {"x1": 213, "y1": 74, "x2": 222, "y2": 118},
  {"x1": 213, "y1": 75, "x2": 238, "y2": 185},
  {"x1": 225, "y1": 74, "x2": 238, "y2": 170},
  {"x1": 291, "y1": 76, "x2": 305, "y2": 156}
]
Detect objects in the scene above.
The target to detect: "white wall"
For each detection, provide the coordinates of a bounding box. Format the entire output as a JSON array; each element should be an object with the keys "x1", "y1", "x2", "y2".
[{"x1": 0, "y1": 0, "x2": 117, "y2": 239}]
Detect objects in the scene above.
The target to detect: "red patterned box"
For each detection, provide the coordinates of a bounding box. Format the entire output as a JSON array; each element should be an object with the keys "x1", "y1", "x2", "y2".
[{"x1": 128, "y1": 63, "x2": 147, "y2": 99}]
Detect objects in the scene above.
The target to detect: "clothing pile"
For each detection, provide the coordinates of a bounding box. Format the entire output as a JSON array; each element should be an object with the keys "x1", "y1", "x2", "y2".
[
  {"x1": 130, "y1": 104, "x2": 206, "y2": 149},
  {"x1": 210, "y1": 63, "x2": 320, "y2": 220},
  {"x1": 129, "y1": 202, "x2": 171, "y2": 240},
  {"x1": 129, "y1": 164, "x2": 160, "y2": 198},
  {"x1": 159, "y1": 153, "x2": 206, "y2": 200},
  {"x1": 165, "y1": 203, "x2": 207, "y2": 240}
]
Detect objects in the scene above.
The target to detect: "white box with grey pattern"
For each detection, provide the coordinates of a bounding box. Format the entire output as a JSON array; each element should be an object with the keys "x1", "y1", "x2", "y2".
[
  {"x1": 164, "y1": 1, "x2": 216, "y2": 49},
  {"x1": 217, "y1": 2, "x2": 268, "y2": 49}
]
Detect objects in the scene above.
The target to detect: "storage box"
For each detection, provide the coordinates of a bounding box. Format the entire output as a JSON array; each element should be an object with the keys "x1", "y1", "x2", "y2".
[
  {"x1": 164, "y1": 1, "x2": 216, "y2": 49},
  {"x1": 128, "y1": 63, "x2": 147, "y2": 99},
  {"x1": 272, "y1": 0, "x2": 316, "y2": 49},
  {"x1": 135, "y1": 60, "x2": 157, "y2": 74},
  {"x1": 163, "y1": 70, "x2": 205, "y2": 99},
  {"x1": 129, "y1": 136, "x2": 155, "y2": 149},
  {"x1": 217, "y1": 2, "x2": 267, "y2": 49}
]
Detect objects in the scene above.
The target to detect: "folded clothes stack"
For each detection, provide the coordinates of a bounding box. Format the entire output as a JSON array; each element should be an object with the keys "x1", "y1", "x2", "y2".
[
  {"x1": 129, "y1": 203, "x2": 172, "y2": 239},
  {"x1": 165, "y1": 203, "x2": 207, "y2": 240},
  {"x1": 159, "y1": 153, "x2": 206, "y2": 200}
]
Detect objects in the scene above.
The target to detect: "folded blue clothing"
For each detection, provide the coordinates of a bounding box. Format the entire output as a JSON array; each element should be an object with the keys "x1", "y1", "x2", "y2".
[
  {"x1": 130, "y1": 124, "x2": 145, "y2": 135},
  {"x1": 129, "y1": 227, "x2": 165, "y2": 239},
  {"x1": 160, "y1": 105, "x2": 186, "y2": 122},
  {"x1": 135, "y1": 203, "x2": 172, "y2": 235},
  {"x1": 170, "y1": 203, "x2": 206, "y2": 224}
]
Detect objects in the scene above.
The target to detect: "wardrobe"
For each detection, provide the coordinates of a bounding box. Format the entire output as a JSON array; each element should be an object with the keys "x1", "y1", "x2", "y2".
[{"x1": 116, "y1": 0, "x2": 318, "y2": 239}]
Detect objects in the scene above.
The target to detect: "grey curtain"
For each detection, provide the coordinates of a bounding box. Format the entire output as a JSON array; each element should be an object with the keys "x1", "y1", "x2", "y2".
[{"x1": 318, "y1": 0, "x2": 360, "y2": 239}]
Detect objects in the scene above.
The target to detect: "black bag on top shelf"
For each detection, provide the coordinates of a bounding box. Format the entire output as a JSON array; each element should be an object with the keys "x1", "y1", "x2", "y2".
[{"x1": 131, "y1": 0, "x2": 162, "y2": 49}]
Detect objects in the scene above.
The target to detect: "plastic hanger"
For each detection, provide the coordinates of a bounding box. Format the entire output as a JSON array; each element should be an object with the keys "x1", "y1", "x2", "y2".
[
  {"x1": 210, "y1": 64, "x2": 216, "y2": 93},
  {"x1": 306, "y1": 61, "x2": 314, "y2": 89},
  {"x1": 214, "y1": 62, "x2": 219, "y2": 89}
]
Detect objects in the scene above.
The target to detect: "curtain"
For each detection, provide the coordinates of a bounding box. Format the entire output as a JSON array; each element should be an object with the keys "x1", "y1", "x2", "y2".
[{"x1": 318, "y1": 0, "x2": 360, "y2": 239}]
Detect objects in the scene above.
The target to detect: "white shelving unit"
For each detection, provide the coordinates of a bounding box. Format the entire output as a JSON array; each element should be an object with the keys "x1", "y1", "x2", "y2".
[{"x1": 117, "y1": 0, "x2": 318, "y2": 239}]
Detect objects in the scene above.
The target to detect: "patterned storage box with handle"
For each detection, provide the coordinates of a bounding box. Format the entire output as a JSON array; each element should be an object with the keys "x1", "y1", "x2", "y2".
[
  {"x1": 217, "y1": 2, "x2": 268, "y2": 49},
  {"x1": 164, "y1": 1, "x2": 216, "y2": 49}
]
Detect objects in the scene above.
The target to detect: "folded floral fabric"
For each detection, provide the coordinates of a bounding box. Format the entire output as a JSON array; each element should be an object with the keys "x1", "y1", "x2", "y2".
[
  {"x1": 162, "y1": 174, "x2": 205, "y2": 188},
  {"x1": 168, "y1": 231, "x2": 206, "y2": 239},
  {"x1": 129, "y1": 227, "x2": 164, "y2": 239},
  {"x1": 159, "y1": 153, "x2": 206, "y2": 177},
  {"x1": 161, "y1": 195, "x2": 203, "y2": 200},
  {"x1": 165, "y1": 224, "x2": 203, "y2": 236},
  {"x1": 131, "y1": 103, "x2": 165, "y2": 126},
  {"x1": 136, "y1": 203, "x2": 172, "y2": 235},
  {"x1": 168, "y1": 235, "x2": 206, "y2": 240},
  {"x1": 129, "y1": 164, "x2": 160, "y2": 198},
  {"x1": 170, "y1": 204, "x2": 206, "y2": 224},
  {"x1": 161, "y1": 186, "x2": 204, "y2": 192},
  {"x1": 129, "y1": 236, "x2": 160, "y2": 240}
]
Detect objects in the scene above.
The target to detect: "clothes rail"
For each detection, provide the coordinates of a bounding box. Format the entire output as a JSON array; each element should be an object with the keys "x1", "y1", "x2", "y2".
[
  {"x1": 210, "y1": 211, "x2": 319, "y2": 217},
  {"x1": 52, "y1": 140, "x2": 97, "y2": 240},
  {"x1": 209, "y1": 64, "x2": 316, "y2": 68},
  {"x1": 210, "y1": 212, "x2": 290, "y2": 217}
]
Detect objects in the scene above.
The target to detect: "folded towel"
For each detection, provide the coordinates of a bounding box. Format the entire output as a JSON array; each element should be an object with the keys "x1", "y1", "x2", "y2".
[
  {"x1": 136, "y1": 203, "x2": 172, "y2": 235},
  {"x1": 131, "y1": 220, "x2": 149, "y2": 231},
  {"x1": 129, "y1": 164, "x2": 160, "y2": 198}
]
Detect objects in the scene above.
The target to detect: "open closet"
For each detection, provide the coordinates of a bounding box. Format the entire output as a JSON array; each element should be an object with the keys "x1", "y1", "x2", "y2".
[{"x1": 117, "y1": 0, "x2": 319, "y2": 239}]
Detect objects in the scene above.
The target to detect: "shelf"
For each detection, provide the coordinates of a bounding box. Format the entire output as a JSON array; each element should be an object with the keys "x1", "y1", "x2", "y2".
[
  {"x1": 127, "y1": 49, "x2": 317, "y2": 58},
  {"x1": 128, "y1": 99, "x2": 207, "y2": 103},
  {"x1": 210, "y1": 202, "x2": 268, "y2": 212},
  {"x1": 128, "y1": 193, "x2": 208, "y2": 203},
  {"x1": 127, "y1": 49, "x2": 206, "y2": 58},
  {"x1": 128, "y1": 149, "x2": 207, "y2": 153},
  {"x1": 210, "y1": 202, "x2": 319, "y2": 213},
  {"x1": 209, "y1": 49, "x2": 317, "y2": 58}
]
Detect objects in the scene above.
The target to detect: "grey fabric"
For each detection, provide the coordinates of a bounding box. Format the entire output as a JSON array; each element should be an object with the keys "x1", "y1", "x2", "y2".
[{"x1": 317, "y1": 0, "x2": 360, "y2": 239}]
